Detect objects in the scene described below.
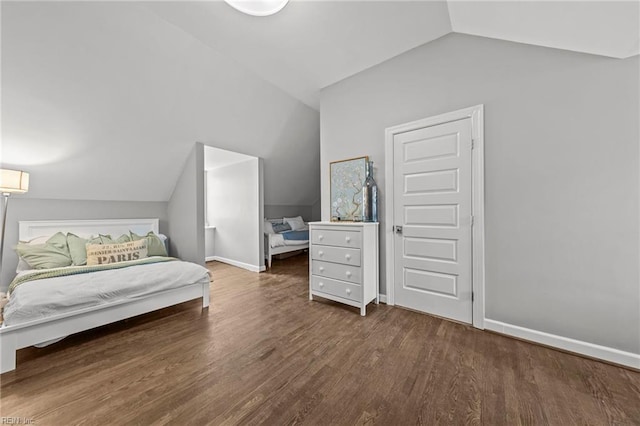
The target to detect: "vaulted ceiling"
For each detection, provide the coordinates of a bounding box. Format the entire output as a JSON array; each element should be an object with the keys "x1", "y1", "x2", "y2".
[
  {"x1": 144, "y1": 0, "x2": 640, "y2": 110},
  {"x1": 1, "y1": 1, "x2": 637, "y2": 205}
]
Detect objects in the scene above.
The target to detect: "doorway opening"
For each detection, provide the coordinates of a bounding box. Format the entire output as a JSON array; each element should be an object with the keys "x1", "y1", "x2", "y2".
[{"x1": 204, "y1": 145, "x2": 265, "y2": 272}]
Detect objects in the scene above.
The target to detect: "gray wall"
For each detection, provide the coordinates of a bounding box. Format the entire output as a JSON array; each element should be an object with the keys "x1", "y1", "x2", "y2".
[
  {"x1": 3, "y1": 2, "x2": 320, "y2": 207},
  {"x1": 207, "y1": 158, "x2": 262, "y2": 269},
  {"x1": 310, "y1": 199, "x2": 321, "y2": 222},
  {"x1": 320, "y1": 33, "x2": 639, "y2": 354},
  {"x1": 167, "y1": 143, "x2": 205, "y2": 266},
  {"x1": 264, "y1": 205, "x2": 313, "y2": 222},
  {"x1": 0, "y1": 198, "x2": 168, "y2": 291}
]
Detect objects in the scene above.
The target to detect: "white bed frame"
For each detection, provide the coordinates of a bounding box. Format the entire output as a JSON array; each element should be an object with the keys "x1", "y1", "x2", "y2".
[
  {"x1": 0, "y1": 219, "x2": 210, "y2": 374},
  {"x1": 264, "y1": 218, "x2": 309, "y2": 269}
]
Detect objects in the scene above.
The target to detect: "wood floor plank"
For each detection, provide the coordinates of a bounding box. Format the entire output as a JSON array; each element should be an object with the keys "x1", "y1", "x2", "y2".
[{"x1": 1, "y1": 254, "x2": 639, "y2": 425}]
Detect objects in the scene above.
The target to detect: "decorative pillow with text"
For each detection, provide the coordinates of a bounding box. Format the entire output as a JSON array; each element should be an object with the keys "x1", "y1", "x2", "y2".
[{"x1": 86, "y1": 239, "x2": 148, "y2": 266}]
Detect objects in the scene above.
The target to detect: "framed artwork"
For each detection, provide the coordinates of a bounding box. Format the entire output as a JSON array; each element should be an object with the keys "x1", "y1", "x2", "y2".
[{"x1": 330, "y1": 156, "x2": 368, "y2": 221}]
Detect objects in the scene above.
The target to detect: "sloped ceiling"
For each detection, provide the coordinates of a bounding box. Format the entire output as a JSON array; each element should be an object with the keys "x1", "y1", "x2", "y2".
[
  {"x1": 142, "y1": 1, "x2": 453, "y2": 110},
  {"x1": 144, "y1": 0, "x2": 640, "y2": 110},
  {"x1": 204, "y1": 146, "x2": 255, "y2": 171},
  {"x1": 2, "y1": 1, "x2": 637, "y2": 206},
  {"x1": 1, "y1": 1, "x2": 320, "y2": 205},
  {"x1": 448, "y1": 1, "x2": 640, "y2": 60}
]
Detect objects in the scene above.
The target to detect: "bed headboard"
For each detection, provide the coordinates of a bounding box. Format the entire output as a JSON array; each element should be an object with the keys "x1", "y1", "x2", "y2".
[{"x1": 18, "y1": 219, "x2": 160, "y2": 241}]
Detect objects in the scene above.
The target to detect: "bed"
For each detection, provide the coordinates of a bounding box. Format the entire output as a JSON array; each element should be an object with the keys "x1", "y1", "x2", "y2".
[
  {"x1": 264, "y1": 218, "x2": 309, "y2": 269},
  {"x1": 0, "y1": 218, "x2": 210, "y2": 373}
]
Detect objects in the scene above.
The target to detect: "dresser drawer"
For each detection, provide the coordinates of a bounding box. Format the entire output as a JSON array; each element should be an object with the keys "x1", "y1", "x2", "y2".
[
  {"x1": 311, "y1": 260, "x2": 361, "y2": 284},
  {"x1": 311, "y1": 275, "x2": 362, "y2": 302},
  {"x1": 311, "y1": 229, "x2": 361, "y2": 248},
  {"x1": 311, "y1": 245, "x2": 361, "y2": 266}
]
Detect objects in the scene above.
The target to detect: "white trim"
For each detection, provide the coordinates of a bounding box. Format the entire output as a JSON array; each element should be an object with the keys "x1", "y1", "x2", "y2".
[
  {"x1": 484, "y1": 319, "x2": 640, "y2": 370},
  {"x1": 204, "y1": 170, "x2": 209, "y2": 228},
  {"x1": 378, "y1": 294, "x2": 387, "y2": 304},
  {"x1": 470, "y1": 106, "x2": 485, "y2": 329},
  {"x1": 19, "y1": 218, "x2": 159, "y2": 241},
  {"x1": 258, "y1": 158, "x2": 265, "y2": 270},
  {"x1": 205, "y1": 256, "x2": 217, "y2": 262},
  {"x1": 384, "y1": 105, "x2": 485, "y2": 328},
  {"x1": 211, "y1": 256, "x2": 266, "y2": 273},
  {"x1": 384, "y1": 128, "x2": 395, "y2": 305}
]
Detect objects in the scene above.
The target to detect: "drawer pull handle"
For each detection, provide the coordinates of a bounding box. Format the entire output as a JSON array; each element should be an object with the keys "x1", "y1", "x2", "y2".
[
  {"x1": 318, "y1": 235, "x2": 324, "y2": 240},
  {"x1": 345, "y1": 254, "x2": 351, "y2": 261},
  {"x1": 319, "y1": 267, "x2": 325, "y2": 272},
  {"x1": 318, "y1": 251, "x2": 324, "y2": 256},
  {"x1": 345, "y1": 236, "x2": 351, "y2": 243},
  {"x1": 346, "y1": 271, "x2": 352, "y2": 278},
  {"x1": 319, "y1": 282, "x2": 324, "y2": 288},
  {"x1": 346, "y1": 288, "x2": 351, "y2": 295}
]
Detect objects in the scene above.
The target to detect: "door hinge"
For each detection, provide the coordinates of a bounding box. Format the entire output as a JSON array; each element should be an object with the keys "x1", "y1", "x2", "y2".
[
  {"x1": 472, "y1": 291, "x2": 475, "y2": 302},
  {"x1": 471, "y1": 139, "x2": 475, "y2": 149},
  {"x1": 470, "y1": 215, "x2": 474, "y2": 226}
]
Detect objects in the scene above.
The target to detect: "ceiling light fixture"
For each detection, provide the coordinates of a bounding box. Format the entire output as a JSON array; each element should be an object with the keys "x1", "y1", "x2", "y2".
[{"x1": 223, "y1": 0, "x2": 289, "y2": 17}]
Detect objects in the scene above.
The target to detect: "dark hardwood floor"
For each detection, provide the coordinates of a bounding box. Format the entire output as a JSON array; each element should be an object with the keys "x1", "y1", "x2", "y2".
[{"x1": 1, "y1": 254, "x2": 639, "y2": 425}]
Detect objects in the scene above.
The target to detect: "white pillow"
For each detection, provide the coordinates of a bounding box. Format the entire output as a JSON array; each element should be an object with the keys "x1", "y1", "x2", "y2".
[
  {"x1": 16, "y1": 258, "x2": 32, "y2": 273},
  {"x1": 264, "y1": 221, "x2": 275, "y2": 234},
  {"x1": 23, "y1": 236, "x2": 49, "y2": 244},
  {"x1": 284, "y1": 216, "x2": 305, "y2": 231},
  {"x1": 157, "y1": 233, "x2": 169, "y2": 255}
]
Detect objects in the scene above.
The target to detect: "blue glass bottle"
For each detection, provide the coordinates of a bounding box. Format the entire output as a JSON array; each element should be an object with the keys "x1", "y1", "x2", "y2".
[{"x1": 362, "y1": 160, "x2": 378, "y2": 222}]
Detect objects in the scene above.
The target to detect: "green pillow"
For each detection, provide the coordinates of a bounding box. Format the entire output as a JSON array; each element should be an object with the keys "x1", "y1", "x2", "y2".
[
  {"x1": 87, "y1": 234, "x2": 115, "y2": 245},
  {"x1": 66, "y1": 233, "x2": 88, "y2": 266},
  {"x1": 115, "y1": 234, "x2": 131, "y2": 243},
  {"x1": 16, "y1": 232, "x2": 72, "y2": 269},
  {"x1": 80, "y1": 234, "x2": 129, "y2": 264},
  {"x1": 46, "y1": 232, "x2": 69, "y2": 250},
  {"x1": 130, "y1": 231, "x2": 167, "y2": 257}
]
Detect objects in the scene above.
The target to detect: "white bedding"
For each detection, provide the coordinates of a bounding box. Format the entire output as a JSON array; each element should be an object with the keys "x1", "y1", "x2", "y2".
[
  {"x1": 4, "y1": 259, "x2": 210, "y2": 326},
  {"x1": 268, "y1": 233, "x2": 309, "y2": 248}
]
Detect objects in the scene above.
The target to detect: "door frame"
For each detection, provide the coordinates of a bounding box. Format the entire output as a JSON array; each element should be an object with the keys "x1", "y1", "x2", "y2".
[{"x1": 384, "y1": 104, "x2": 485, "y2": 329}]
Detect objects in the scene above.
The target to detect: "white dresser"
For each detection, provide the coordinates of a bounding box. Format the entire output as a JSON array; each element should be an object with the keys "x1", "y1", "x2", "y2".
[{"x1": 308, "y1": 222, "x2": 379, "y2": 316}]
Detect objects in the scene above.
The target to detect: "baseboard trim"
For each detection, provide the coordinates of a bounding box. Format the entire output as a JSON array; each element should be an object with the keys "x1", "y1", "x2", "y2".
[
  {"x1": 205, "y1": 256, "x2": 216, "y2": 262},
  {"x1": 209, "y1": 256, "x2": 265, "y2": 273},
  {"x1": 378, "y1": 294, "x2": 387, "y2": 304},
  {"x1": 484, "y1": 319, "x2": 640, "y2": 370}
]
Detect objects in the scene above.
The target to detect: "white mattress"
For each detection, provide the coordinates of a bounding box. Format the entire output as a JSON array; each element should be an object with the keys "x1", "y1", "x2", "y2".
[
  {"x1": 268, "y1": 233, "x2": 309, "y2": 248},
  {"x1": 4, "y1": 260, "x2": 210, "y2": 326}
]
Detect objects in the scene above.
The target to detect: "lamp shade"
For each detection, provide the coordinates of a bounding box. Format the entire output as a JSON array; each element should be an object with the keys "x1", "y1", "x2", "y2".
[
  {"x1": 224, "y1": 0, "x2": 289, "y2": 16},
  {"x1": 0, "y1": 169, "x2": 29, "y2": 194}
]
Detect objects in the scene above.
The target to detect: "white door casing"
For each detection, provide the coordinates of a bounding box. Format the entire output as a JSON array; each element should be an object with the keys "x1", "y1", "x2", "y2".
[{"x1": 384, "y1": 105, "x2": 485, "y2": 328}]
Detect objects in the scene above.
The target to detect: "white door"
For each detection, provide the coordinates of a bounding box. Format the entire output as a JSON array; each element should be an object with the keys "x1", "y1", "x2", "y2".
[{"x1": 393, "y1": 118, "x2": 473, "y2": 323}]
